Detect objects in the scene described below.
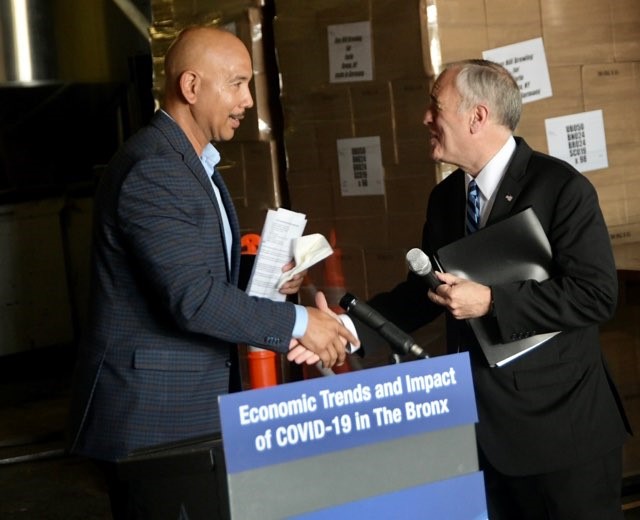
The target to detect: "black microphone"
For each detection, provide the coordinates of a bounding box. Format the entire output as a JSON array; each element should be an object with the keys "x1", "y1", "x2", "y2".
[
  {"x1": 406, "y1": 248, "x2": 443, "y2": 291},
  {"x1": 339, "y1": 293, "x2": 428, "y2": 359}
]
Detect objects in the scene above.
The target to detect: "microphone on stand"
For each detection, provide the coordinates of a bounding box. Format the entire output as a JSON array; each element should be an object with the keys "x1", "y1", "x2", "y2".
[
  {"x1": 405, "y1": 248, "x2": 443, "y2": 291},
  {"x1": 339, "y1": 293, "x2": 428, "y2": 359}
]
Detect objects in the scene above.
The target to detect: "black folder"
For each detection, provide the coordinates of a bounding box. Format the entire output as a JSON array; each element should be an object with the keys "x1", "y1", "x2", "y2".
[{"x1": 435, "y1": 207, "x2": 560, "y2": 367}]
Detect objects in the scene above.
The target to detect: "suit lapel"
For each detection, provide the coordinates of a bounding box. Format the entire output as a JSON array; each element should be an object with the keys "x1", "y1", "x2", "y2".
[
  {"x1": 444, "y1": 170, "x2": 469, "y2": 242},
  {"x1": 151, "y1": 111, "x2": 242, "y2": 282},
  {"x1": 486, "y1": 138, "x2": 533, "y2": 226}
]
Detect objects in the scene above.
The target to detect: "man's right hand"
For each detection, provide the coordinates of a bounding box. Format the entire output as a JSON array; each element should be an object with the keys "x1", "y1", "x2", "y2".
[{"x1": 299, "y1": 293, "x2": 360, "y2": 368}]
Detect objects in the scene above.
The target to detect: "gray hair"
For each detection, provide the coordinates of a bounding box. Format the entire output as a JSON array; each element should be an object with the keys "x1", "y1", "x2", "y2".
[{"x1": 444, "y1": 59, "x2": 522, "y2": 131}]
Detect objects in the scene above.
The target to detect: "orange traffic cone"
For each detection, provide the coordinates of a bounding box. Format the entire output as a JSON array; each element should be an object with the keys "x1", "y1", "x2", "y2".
[
  {"x1": 241, "y1": 233, "x2": 279, "y2": 389},
  {"x1": 323, "y1": 229, "x2": 346, "y2": 315},
  {"x1": 314, "y1": 229, "x2": 353, "y2": 376}
]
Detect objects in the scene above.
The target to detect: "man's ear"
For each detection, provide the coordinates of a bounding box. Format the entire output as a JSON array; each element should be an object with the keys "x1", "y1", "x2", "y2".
[
  {"x1": 179, "y1": 70, "x2": 199, "y2": 104},
  {"x1": 470, "y1": 104, "x2": 489, "y2": 133}
]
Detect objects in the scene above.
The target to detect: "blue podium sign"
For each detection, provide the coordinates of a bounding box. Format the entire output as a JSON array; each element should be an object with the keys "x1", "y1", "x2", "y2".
[
  {"x1": 219, "y1": 353, "x2": 486, "y2": 519},
  {"x1": 220, "y1": 353, "x2": 477, "y2": 474}
]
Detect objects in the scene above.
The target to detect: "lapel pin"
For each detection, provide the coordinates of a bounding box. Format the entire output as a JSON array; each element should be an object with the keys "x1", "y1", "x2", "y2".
[{"x1": 505, "y1": 194, "x2": 513, "y2": 202}]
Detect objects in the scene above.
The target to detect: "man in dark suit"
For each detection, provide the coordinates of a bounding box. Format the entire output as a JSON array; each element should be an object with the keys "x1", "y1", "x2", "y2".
[
  {"x1": 351, "y1": 60, "x2": 631, "y2": 518},
  {"x1": 67, "y1": 26, "x2": 357, "y2": 519}
]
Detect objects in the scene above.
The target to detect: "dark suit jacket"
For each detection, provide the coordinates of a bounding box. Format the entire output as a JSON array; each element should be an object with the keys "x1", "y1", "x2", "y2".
[
  {"x1": 366, "y1": 137, "x2": 630, "y2": 476},
  {"x1": 68, "y1": 111, "x2": 296, "y2": 461}
]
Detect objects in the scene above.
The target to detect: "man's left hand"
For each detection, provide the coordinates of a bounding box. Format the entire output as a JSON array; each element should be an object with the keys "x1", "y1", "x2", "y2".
[
  {"x1": 279, "y1": 260, "x2": 307, "y2": 295},
  {"x1": 428, "y1": 272, "x2": 492, "y2": 319}
]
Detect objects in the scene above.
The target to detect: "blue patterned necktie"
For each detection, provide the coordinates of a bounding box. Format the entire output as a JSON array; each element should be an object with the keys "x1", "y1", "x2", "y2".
[{"x1": 466, "y1": 179, "x2": 480, "y2": 235}]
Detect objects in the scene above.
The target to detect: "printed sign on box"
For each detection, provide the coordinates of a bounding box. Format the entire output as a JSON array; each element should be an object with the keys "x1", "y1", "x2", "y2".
[
  {"x1": 327, "y1": 21, "x2": 373, "y2": 83},
  {"x1": 336, "y1": 136, "x2": 385, "y2": 196},
  {"x1": 545, "y1": 110, "x2": 609, "y2": 173},
  {"x1": 483, "y1": 37, "x2": 552, "y2": 104}
]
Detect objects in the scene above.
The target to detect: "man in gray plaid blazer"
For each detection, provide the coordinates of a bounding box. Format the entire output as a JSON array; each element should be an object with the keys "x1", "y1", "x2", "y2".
[{"x1": 67, "y1": 26, "x2": 357, "y2": 519}]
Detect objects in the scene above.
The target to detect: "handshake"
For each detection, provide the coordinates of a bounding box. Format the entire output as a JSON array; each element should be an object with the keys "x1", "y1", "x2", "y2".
[{"x1": 286, "y1": 291, "x2": 359, "y2": 369}]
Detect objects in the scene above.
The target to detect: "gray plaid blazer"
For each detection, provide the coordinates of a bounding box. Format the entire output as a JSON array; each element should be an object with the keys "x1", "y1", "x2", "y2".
[{"x1": 67, "y1": 111, "x2": 296, "y2": 461}]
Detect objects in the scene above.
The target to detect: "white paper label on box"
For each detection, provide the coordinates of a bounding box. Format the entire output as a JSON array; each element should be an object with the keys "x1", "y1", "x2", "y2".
[
  {"x1": 544, "y1": 110, "x2": 608, "y2": 173},
  {"x1": 327, "y1": 21, "x2": 373, "y2": 83},
  {"x1": 337, "y1": 136, "x2": 385, "y2": 196},
  {"x1": 482, "y1": 37, "x2": 552, "y2": 104}
]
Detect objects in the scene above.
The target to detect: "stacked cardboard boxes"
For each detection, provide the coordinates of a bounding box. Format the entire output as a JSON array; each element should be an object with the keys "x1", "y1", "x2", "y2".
[{"x1": 274, "y1": 0, "x2": 438, "y2": 312}]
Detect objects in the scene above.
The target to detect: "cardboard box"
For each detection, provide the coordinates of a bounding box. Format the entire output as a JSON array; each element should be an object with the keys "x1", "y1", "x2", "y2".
[
  {"x1": 485, "y1": 0, "x2": 541, "y2": 49},
  {"x1": 540, "y1": 0, "x2": 615, "y2": 65},
  {"x1": 385, "y1": 175, "x2": 436, "y2": 215},
  {"x1": 390, "y1": 77, "x2": 434, "y2": 165},
  {"x1": 235, "y1": 204, "x2": 270, "y2": 236},
  {"x1": 387, "y1": 212, "x2": 426, "y2": 250},
  {"x1": 243, "y1": 141, "x2": 284, "y2": 208},
  {"x1": 422, "y1": 0, "x2": 489, "y2": 66},
  {"x1": 332, "y1": 185, "x2": 387, "y2": 218},
  {"x1": 217, "y1": 142, "x2": 245, "y2": 197},
  {"x1": 364, "y1": 247, "x2": 410, "y2": 297},
  {"x1": 217, "y1": 140, "x2": 283, "y2": 212},
  {"x1": 611, "y1": 0, "x2": 640, "y2": 61},
  {"x1": 606, "y1": 143, "x2": 640, "y2": 169},
  {"x1": 433, "y1": 25, "x2": 489, "y2": 65},
  {"x1": 288, "y1": 182, "x2": 335, "y2": 220},
  {"x1": 587, "y1": 169, "x2": 629, "y2": 227},
  {"x1": 612, "y1": 241, "x2": 640, "y2": 271},
  {"x1": 314, "y1": 0, "x2": 371, "y2": 25},
  {"x1": 350, "y1": 81, "x2": 395, "y2": 163},
  {"x1": 370, "y1": 1, "x2": 425, "y2": 79},
  {"x1": 384, "y1": 161, "x2": 437, "y2": 181},
  {"x1": 283, "y1": 124, "x2": 321, "y2": 173},
  {"x1": 283, "y1": 86, "x2": 352, "y2": 123},
  {"x1": 390, "y1": 78, "x2": 432, "y2": 141},
  {"x1": 516, "y1": 66, "x2": 584, "y2": 153},
  {"x1": 582, "y1": 63, "x2": 640, "y2": 147},
  {"x1": 273, "y1": 38, "x2": 327, "y2": 92},
  {"x1": 626, "y1": 174, "x2": 640, "y2": 223},
  {"x1": 315, "y1": 121, "x2": 355, "y2": 171},
  {"x1": 151, "y1": 0, "x2": 263, "y2": 26},
  {"x1": 333, "y1": 215, "x2": 388, "y2": 248},
  {"x1": 304, "y1": 218, "x2": 338, "y2": 246}
]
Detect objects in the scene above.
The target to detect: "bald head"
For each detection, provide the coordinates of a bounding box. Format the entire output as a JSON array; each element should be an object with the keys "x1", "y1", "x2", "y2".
[
  {"x1": 161, "y1": 25, "x2": 254, "y2": 151},
  {"x1": 164, "y1": 26, "x2": 250, "y2": 100}
]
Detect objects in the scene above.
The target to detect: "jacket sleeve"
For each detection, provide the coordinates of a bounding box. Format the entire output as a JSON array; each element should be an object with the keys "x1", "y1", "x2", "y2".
[
  {"x1": 492, "y1": 168, "x2": 618, "y2": 342},
  {"x1": 115, "y1": 155, "x2": 296, "y2": 353}
]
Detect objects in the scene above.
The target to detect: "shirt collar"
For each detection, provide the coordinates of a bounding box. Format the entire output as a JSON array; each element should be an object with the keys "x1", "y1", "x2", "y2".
[
  {"x1": 158, "y1": 109, "x2": 222, "y2": 174},
  {"x1": 466, "y1": 136, "x2": 516, "y2": 201},
  {"x1": 200, "y1": 142, "x2": 221, "y2": 175}
]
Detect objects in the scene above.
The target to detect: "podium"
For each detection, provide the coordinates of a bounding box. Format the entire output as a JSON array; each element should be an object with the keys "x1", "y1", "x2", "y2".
[
  {"x1": 117, "y1": 434, "x2": 230, "y2": 520},
  {"x1": 220, "y1": 352, "x2": 487, "y2": 519},
  {"x1": 117, "y1": 353, "x2": 486, "y2": 519}
]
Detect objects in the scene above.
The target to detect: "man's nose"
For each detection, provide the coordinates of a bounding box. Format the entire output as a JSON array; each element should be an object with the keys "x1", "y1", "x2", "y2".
[
  {"x1": 242, "y1": 85, "x2": 254, "y2": 109},
  {"x1": 423, "y1": 109, "x2": 433, "y2": 126}
]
